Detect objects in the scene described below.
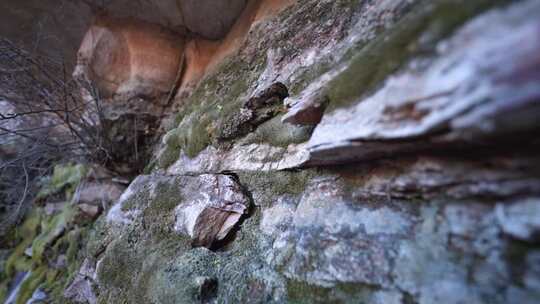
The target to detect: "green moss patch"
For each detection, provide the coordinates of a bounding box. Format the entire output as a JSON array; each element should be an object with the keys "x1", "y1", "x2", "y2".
[
  {"x1": 37, "y1": 164, "x2": 87, "y2": 200},
  {"x1": 241, "y1": 115, "x2": 315, "y2": 147},
  {"x1": 325, "y1": 0, "x2": 507, "y2": 112}
]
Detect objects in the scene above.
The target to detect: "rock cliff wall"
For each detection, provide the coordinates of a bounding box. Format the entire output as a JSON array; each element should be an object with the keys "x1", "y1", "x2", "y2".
[{"x1": 1, "y1": 0, "x2": 540, "y2": 303}]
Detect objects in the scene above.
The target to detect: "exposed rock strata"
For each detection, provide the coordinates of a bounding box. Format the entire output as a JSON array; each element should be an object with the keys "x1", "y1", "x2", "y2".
[{"x1": 304, "y1": 0, "x2": 540, "y2": 165}]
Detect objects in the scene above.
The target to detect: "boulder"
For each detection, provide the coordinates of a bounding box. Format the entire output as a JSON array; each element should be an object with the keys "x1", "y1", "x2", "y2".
[{"x1": 74, "y1": 15, "x2": 185, "y2": 101}]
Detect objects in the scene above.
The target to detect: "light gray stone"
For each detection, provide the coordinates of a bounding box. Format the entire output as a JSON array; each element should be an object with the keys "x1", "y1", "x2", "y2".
[
  {"x1": 496, "y1": 198, "x2": 540, "y2": 242},
  {"x1": 306, "y1": 0, "x2": 540, "y2": 165}
]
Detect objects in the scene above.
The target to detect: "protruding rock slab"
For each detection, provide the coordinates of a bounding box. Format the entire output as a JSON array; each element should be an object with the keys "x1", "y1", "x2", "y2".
[
  {"x1": 174, "y1": 174, "x2": 249, "y2": 248},
  {"x1": 282, "y1": 90, "x2": 328, "y2": 125},
  {"x1": 306, "y1": 1, "x2": 540, "y2": 165},
  {"x1": 106, "y1": 173, "x2": 250, "y2": 248},
  {"x1": 496, "y1": 198, "x2": 540, "y2": 242},
  {"x1": 166, "y1": 143, "x2": 309, "y2": 175},
  {"x1": 74, "y1": 15, "x2": 185, "y2": 100},
  {"x1": 64, "y1": 259, "x2": 98, "y2": 304}
]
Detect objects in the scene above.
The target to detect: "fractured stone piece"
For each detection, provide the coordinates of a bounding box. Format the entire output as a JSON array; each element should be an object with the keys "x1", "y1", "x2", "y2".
[
  {"x1": 73, "y1": 181, "x2": 125, "y2": 209},
  {"x1": 218, "y1": 82, "x2": 289, "y2": 140},
  {"x1": 496, "y1": 198, "x2": 540, "y2": 242},
  {"x1": 64, "y1": 259, "x2": 98, "y2": 304},
  {"x1": 282, "y1": 90, "x2": 329, "y2": 125},
  {"x1": 174, "y1": 174, "x2": 249, "y2": 248}
]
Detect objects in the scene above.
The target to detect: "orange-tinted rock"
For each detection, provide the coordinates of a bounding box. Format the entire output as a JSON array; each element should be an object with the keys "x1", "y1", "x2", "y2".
[
  {"x1": 177, "y1": 0, "x2": 296, "y2": 94},
  {"x1": 73, "y1": 1, "x2": 296, "y2": 105},
  {"x1": 74, "y1": 15, "x2": 185, "y2": 101}
]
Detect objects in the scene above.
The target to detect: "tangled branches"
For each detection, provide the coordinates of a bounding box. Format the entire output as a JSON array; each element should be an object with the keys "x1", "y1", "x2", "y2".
[{"x1": 0, "y1": 37, "x2": 111, "y2": 231}]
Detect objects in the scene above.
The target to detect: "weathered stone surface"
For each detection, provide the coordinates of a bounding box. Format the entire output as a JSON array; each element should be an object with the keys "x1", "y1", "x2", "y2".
[
  {"x1": 257, "y1": 160, "x2": 540, "y2": 302},
  {"x1": 282, "y1": 90, "x2": 328, "y2": 125},
  {"x1": 305, "y1": 0, "x2": 540, "y2": 165},
  {"x1": 496, "y1": 198, "x2": 540, "y2": 242},
  {"x1": 218, "y1": 82, "x2": 289, "y2": 141},
  {"x1": 173, "y1": 174, "x2": 249, "y2": 248},
  {"x1": 64, "y1": 259, "x2": 98, "y2": 304},
  {"x1": 265, "y1": 176, "x2": 416, "y2": 287},
  {"x1": 106, "y1": 173, "x2": 249, "y2": 248},
  {"x1": 73, "y1": 181, "x2": 125, "y2": 208},
  {"x1": 5, "y1": 1, "x2": 540, "y2": 304},
  {"x1": 166, "y1": 143, "x2": 309, "y2": 175},
  {"x1": 77, "y1": 204, "x2": 101, "y2": 220},
  {"x1": 74, "y1": 15, "x2": 185, "y2": 100}
]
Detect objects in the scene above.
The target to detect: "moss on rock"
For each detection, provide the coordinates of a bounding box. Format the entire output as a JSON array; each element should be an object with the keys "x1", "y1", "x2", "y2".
[
  {"x1": 325, "y1": 0, "x2": 508, "y2": 112},
  {"x1": 36, "y1": 164, "x2": 87, "y2": 200},
  {"x1": 241, "y1": 115, "x2": 315, "y2": 147}
]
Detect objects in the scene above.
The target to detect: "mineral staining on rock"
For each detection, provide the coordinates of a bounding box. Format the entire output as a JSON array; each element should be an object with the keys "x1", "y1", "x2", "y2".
[{"x1": 74, "y1": 15, "x2": 185, "y2": 101}]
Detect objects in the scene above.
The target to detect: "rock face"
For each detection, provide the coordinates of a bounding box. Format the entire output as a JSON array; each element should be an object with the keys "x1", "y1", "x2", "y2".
[
  {"x1": 3, "y1": 0, "x2": 540, "y2": 304},
  {"x1": 173, "y1": 174, "x2": 250, "y2": 248},
  {"x1": 304, "y1": 0, "x2": 540, "y2": 165},
  {"x1": 106, "y1": 173, "x2": 250, "y2": 249},
  {"x1": 74, "y1": 15, "x2": 185, "y2": 100},
  {"x1": 0, "y1": 0, "x2": 248, "y2": 68}
]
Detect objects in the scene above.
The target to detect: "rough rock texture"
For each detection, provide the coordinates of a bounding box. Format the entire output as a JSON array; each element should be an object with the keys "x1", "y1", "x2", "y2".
[
  {"x1": 173, "y1": 174, "x2": 250, "y2": 248},
  {"x1": 0, "y1": 0, "x2": 248, "y2": 68},
  {"x1": 142, "y1": 0, "x2": 540, "y2": 302},
  {"x1": 3, "y1": 0, "x2": 540, "y2": 303},
  {"x1": 305, "y1": 0, "x2": 540, "y2": 165},
  {"x1": 74, "y1": 15, "x2": 185, "y2": 100}
]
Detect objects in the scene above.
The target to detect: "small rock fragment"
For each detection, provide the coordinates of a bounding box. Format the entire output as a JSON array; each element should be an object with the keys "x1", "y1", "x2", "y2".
[
  {"x1": 77, "y1": 204, "x2": 102, "y2": 220},
  {"x1": 496, "y1": 198, "x2": 540, "y2": 242},
  {"x1": 174, "y1": 174, "x2": 250, "y2": 248},
  {"x1": 282, "y1": 91, "x2": 329, "y2": 125},
  {"x1": 73, "y1": 181, "x2": 125, "y2": 209},
  {"x1": 244, "y1": 82, "x2": 289, "y2": 109}
]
